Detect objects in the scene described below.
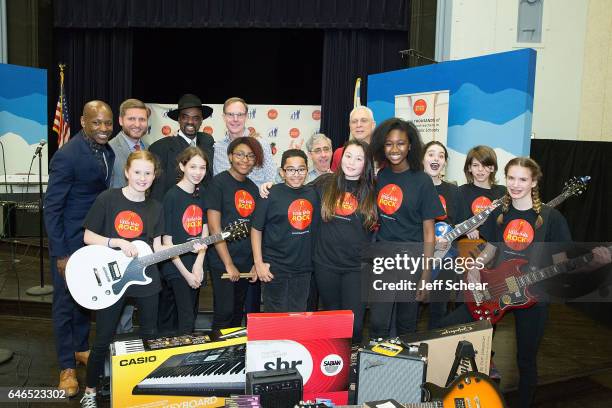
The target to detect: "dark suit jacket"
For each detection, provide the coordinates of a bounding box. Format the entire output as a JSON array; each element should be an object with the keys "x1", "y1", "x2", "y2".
[
  {"x1": 148, "y1": 132, "x2": 214, "y2": 201},
  {"x1": 43, "y1": 131, "x2": 115, "y2": 257}
]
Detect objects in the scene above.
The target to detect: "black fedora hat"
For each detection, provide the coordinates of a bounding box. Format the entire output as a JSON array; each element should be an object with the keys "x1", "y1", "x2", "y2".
[{"x1": 167, "y1": 94, "x2": 213, "y2": 121}]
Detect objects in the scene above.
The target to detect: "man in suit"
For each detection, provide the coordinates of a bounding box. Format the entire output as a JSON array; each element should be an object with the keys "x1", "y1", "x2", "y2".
[
  {"x1": 148, "y1": 94, "x2": 214, "y2": 334},
  {"x1": 109, "y1": 98, "x2": 149, "y2": 189},
  {"x1": 108, "y1": 98, "x2": 149, "y2": 334},
  {"x1": 44, "y1": 100, "x2": 115, "y2": 397},
  {"x1": 149, "y1": 94, "x2": 214, "y2": 201}
]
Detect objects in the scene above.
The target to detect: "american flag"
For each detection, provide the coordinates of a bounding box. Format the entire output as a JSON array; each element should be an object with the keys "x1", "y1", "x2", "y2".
[{"x1": 53, "y1": 66, "x2": 71, "y2": 148}]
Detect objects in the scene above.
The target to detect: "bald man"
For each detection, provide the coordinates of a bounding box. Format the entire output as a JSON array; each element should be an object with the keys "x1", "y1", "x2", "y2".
[
  {"x1": 330, "y1": 106, "x2": 376, "y2": 171},
  {"x1": 44, "y1": 100, "x2": 115, "y2": 397}
]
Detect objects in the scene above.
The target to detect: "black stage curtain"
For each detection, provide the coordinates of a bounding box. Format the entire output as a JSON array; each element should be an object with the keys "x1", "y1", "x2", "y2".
[
  {"x1": 530, "y1": 139, "x2": 612, "y2": 242},
  {"x1": 54, "y1": 0, "x2": 410, "y2": 30},
  {"x1": 320, "y1": 29, "x2": 408, "y2": 149},
  {"x1": 51, "y1": 29, "x2": 133, "y2": 151}
]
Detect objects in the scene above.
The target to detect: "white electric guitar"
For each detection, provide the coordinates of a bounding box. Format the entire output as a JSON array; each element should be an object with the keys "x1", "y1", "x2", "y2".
[{"x1": 65, "y1": 221, "x2": 249, "y2": 310}]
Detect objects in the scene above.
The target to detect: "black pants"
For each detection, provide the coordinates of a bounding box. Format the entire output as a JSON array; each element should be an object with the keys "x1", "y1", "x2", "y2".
[
  {"x1": 168, "y1": 277, "x2": 200, "y2": 335},
  {"x1": 86, "y1": 294, "x2": 158, "y2": 388},
  {"x1": 262, "y1": 274, "x2": 310, "y2": 313},
  {"x1": 157, "y1": 276, "x2": 177, "y2": 335},
  {"x1": 210, "y1": 267, "x2": 249, "y2": 330},
  {"x1": 441, "y1": 303, "x2": 548, "y2": 408},
  {"x1": 315, "y1": 264, "x2": 366, "y2": 343}
]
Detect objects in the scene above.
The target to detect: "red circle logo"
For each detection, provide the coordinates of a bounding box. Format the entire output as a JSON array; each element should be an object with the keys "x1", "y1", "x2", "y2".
[
  {"x1": 182, "y1": 205, "x2": 203, "y2": 236},
  {"x1": 267, "y1": 109, "x2": 278, "y2": 120},
  {"x1": 114, "y1": 210, "x2": 144, "y2": 239},
  {"x1": 162, "y1": 125, "x2": 172, "y2": 136},
  {"x1": 413, "y1": 99, "x2": 427, "y2": 116},
  {"x1": 289, "y1": 128, "x2": 300, "y2": 138},
  {"x1": 335, "y1": 192, "x2": 358, "y2": 216},
  {"x1": 248, "y1": 127, "x2": 256, "y2": 135},
  {"x1": 377, "y1": 184, "x2": 404, "y2": 215},
  {"x1": 234, "y1": 190, "x2": 256, "y2": 218},
  {"x1": 436, "y1": 194, "x2": 448, "y2": 221},
  {"x1": 203, "y1": 126, "x2": 213, "y2": 135},
  {"x1": 312, "y1": 110, "x2": 321, "y2": 120},
  {"x1": 471, "y1": 196, "x2": 492, "y2": 215},
  {"x1": 503, "y1": 219, "x2": 534, "y2": 251},
  {"x1": 287, "y1": 199, "x2": 314, "y2": 230}
]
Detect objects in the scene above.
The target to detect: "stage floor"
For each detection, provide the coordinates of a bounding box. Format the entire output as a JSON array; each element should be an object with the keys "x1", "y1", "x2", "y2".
[{"x1": 1, "y1": 242, "x2": 612, "y2": 407}]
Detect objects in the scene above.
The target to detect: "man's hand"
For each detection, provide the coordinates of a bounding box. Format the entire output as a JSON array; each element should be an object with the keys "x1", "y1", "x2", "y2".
[
  {"x1": 259, "y1": 182, "x2": 273, "y2": 199},
  {"x1": 56, "y1": 256, "x2": 69, "y2": 279},
  {"x1": 255, "y1": 261, "x2": 274, "y2": 282}
]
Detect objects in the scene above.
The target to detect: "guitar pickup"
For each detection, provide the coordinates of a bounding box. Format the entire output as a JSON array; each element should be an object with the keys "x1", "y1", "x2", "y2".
[{"x1": 108, "y1": 261, "x2": 122, "y2": 281}]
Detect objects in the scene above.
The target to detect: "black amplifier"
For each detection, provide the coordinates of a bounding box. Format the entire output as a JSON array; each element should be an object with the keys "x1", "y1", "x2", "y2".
[
  {"x1": 245, "y1": 368, "x2": 302, "y2": 408},
  {"x1": 0, "y1": 201, "x2": 16, "y2": 238}
]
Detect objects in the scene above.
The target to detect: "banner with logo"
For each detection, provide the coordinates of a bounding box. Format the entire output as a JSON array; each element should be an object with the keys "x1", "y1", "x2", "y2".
[
  {"x1": 144, "y1": 103, "x2": 321, "y2": 167},
  {"x1": 395, "y1": 90, "x2": 449, "y2": 146}
]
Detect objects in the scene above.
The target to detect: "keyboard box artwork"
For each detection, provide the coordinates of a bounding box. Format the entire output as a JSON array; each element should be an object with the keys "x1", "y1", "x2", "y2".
[
  {"x1": 246, "y1": 310, "x2": 353, "y2": 405},
  {"x1": 110, "y1": 329, "x2": 246, "y2": 408},
  {"x1": 400, "y1": 320, "x2": 493, "y2": 387}
]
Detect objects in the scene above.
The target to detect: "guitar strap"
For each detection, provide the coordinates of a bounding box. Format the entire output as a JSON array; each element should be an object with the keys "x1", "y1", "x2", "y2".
[{"x1": 534, "y1": 205, "x2": 552, "y2": 242}]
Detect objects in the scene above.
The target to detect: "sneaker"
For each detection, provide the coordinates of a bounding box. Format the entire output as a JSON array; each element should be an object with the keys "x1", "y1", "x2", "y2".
[{"x1": 80, "y1": 392, "x2": 97, "y2": 408}]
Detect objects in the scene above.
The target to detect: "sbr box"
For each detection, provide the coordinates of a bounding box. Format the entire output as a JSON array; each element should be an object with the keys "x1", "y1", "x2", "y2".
[{"x1": 246, "y1": 311, "x2": 353, "y2": 405}]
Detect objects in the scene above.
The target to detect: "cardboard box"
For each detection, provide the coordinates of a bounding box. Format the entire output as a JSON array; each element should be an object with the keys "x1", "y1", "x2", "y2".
[
  {"x1": 246, "y1": 311, "x2": 353, "y2": 404},
  {"x1": 400, "y1": 320, "x2": 493, "y2": 387}
]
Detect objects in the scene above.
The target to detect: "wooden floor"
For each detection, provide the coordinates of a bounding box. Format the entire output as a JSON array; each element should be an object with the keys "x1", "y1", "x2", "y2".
[{"x1": 1, "y1": 241, "x2": 612, "y2": 407}]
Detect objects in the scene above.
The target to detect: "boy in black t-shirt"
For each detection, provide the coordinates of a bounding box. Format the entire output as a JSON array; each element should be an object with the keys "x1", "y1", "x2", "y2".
[{"x1": 252, "y1": 149, "x2": 319, "y2": 312}]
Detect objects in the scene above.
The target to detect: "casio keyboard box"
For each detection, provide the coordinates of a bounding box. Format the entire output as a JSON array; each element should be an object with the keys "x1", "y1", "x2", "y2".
[
  {"x1": 111, "y1": 328, "x2": 246, "y2": 408},
  {"x1": 246, "y1": 310, "x2": 353, "y2": 405},
  {"x1": 400, "y1": 320, "x2": 493, "y2": 387}
]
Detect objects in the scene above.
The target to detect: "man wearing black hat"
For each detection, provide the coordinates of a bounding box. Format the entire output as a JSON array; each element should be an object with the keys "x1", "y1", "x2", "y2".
[
  {"x1": 149, "y1": 94, "x2": 215, "y2": 201},
  {"x1": 148, "y1": 94, "x2": 214, "y2": 335}
]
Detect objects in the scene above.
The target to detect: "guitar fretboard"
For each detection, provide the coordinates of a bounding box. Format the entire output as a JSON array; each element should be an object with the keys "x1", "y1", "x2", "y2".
[
  {"x1": 443, "y1": 203, "x2": 500, "y2": 241},
  {"x1": 136, "y1": 232, "x2": 226, "y2": 267},
  {"x1": 517, "y1": 245, "x2": 612, "y2": 288}
]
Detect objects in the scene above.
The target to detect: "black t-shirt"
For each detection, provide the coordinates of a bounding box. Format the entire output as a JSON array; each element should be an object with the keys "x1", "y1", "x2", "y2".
[
  {"x1": 204, "y1": 171, "x2": 259, "y2": 271},
  {"x1": 313, "y1": 179, "x2": 374, "y2": 272},
  {"x1": 376, "y1": 167, "x2": 445, "y2": 242},
  {"x1": 83, "y1": 188, "x2": 164, "y2": 298},
  {"x1": 480, "y1": 204, "x2": 572, "y2": 268},
  {"x1": 434, "y1": 181, "x2": 467, "y2": 228},
  {"x1": 160, "y1": 185, "x2": 208, "y2": 280},
  {"x1": 458, "y1": 183, "x2": 506, "y2": 217},
  {"x1": 251, "y1": 183, "x2": 319, "y2": 276}
]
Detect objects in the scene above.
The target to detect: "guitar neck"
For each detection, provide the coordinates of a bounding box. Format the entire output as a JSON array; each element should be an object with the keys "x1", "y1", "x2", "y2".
[
  {"x1": 546, "y1": 191, "x2": 571, "y2": 208},
  {"x1": 519, "y1": 245, "x2": 612, "y2": 288},
  {"x1": 137, "y1": 232, "x2": 225, "y2": 267},
  {"x1": 443, "y1": 204, "x2": 500, "y2": 242}
]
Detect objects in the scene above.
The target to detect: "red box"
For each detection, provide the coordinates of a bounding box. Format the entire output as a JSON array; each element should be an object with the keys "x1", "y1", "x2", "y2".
[{"x1": 246, "y1": 311, "x2": 353, "y2": 404}]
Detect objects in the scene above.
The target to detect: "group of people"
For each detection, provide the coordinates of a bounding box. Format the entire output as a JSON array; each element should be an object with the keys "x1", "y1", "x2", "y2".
[{"x1": 43, "y1": 94, "x2": 609, "y2": 408}]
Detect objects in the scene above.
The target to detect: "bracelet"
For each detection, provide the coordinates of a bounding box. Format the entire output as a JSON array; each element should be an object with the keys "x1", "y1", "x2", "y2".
[{"x1": 107, "y1": 238, "x2": 112, "y2": 248}]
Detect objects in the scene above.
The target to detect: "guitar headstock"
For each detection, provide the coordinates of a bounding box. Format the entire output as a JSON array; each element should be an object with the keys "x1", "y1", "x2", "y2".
[
  {"x1": 223, "y1": 220, "x2": 250, "y2": 242},
  {"x1": 562, "y1": 176, "x2": 590, "y2": 198}
]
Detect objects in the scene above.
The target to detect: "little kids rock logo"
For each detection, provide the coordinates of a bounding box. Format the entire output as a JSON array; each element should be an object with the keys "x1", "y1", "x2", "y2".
[
  {"x1": 288, "y1": 199, "x2": 313, "y2": 230},
  {"x1": 413, "y1": 99, "x2": 427, "y2": 116},
  {"x1": 377, "y1": 184, "x2": 403, "y2": 215},
  {"x1": 235, "y1": 190, "x2": 256, "y2": 217},
  {"x1": 471, "y1": 196, "x2": 492, "y2": 215},
  {"x1": 335, "y1": 192, "x2": 358, "y2": 217},
  {"x1": 503, "y1": 219, "x2": 534, "y2": 251},
  {"x1": 114, "y1": 211, "x2": 143, "y2": 239},
  {"x1": 182, "y1": 205, "x2": 203, "y2": 236}
]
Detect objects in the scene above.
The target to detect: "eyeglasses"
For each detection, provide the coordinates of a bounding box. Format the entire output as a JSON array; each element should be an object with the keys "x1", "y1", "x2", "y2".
[
  {"x1": 310, "y1": 146, "x2": 331, "y2": 154},
  {"x1": 232, "y1": 152, "x2": 256, "y2": 161},
  {"x1": 224, "y1": 112, "x2": 247, "y2": 119},
  {"x1": 283, "y1": 167, "x2": 308, "y2": 176}
]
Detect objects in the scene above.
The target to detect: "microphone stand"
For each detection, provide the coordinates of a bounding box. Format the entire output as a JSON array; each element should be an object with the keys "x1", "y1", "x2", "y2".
[{"x1": 26, "y1": 144, "x2": 53, "y2": 296}]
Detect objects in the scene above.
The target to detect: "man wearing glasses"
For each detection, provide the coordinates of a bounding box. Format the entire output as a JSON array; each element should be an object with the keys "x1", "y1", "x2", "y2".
[
  {"x1": 212, "y1": 97, "x2": 276, "y2": 187},
  {"x1": 305, "y1": 133, "x2": 332, "y2": 182}
]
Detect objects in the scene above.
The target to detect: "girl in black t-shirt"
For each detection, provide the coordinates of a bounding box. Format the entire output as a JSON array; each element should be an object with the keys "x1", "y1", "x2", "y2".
[
  {"x1": 422, "y1": 141, "x2": 467, "y2": 328},
  {"x1": 459, "y1": 145, "x2": 506, "y2": 241},
  {"x1": 161, "y1": 147, "x2": 209, "y2": 335},
  {"x1": 368, "y1": 118, "x2": 445, "y2": 339},
  {"x1": 313, "y1": 139, "x2": 377, "y2": 342},
  {"x1": 205, "y1": 137, "x2": 262, "y2": 330},
  {"x1": 81, "y1": 151, "x2": 166, "y2": 407}
]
